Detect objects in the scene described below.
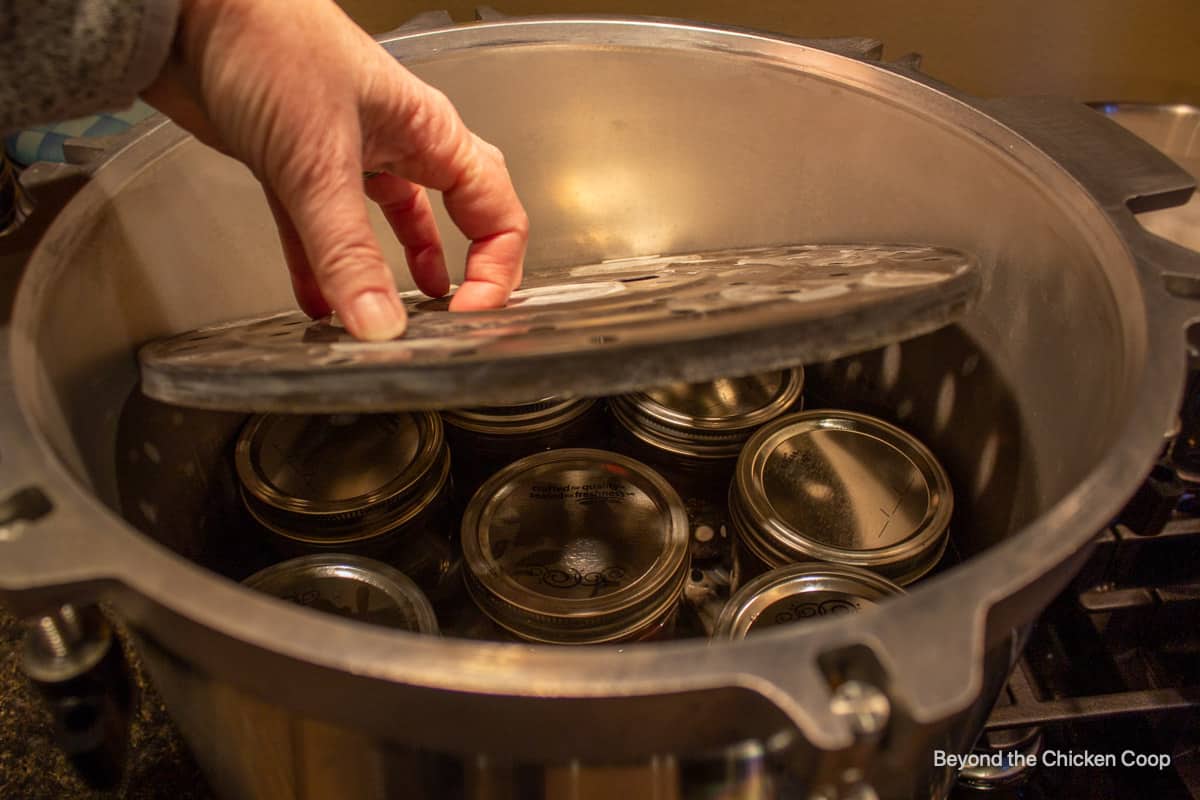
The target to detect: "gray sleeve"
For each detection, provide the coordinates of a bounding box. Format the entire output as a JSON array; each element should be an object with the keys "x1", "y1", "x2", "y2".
[{"x1": 1, "y1": 0, "x2": 181, "y2": 133}]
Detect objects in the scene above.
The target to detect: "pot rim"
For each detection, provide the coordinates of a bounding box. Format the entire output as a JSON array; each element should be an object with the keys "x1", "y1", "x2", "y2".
[{"x1": 3, "y1": 15, "x2": 1196, "y2": 756}]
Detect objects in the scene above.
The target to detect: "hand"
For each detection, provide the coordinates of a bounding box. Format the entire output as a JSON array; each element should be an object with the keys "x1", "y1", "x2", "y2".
[{"x1": 142, "y1": 0, "x2": 528, "y2": 340}]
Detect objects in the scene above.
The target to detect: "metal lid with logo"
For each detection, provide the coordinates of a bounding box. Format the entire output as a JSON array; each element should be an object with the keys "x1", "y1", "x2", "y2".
[
  {"x1": 461, "y1": 448, "x2": 690, "y2": 644},
  {"x1": 610, "y1": 368, "x2": 803, "y2": 459},
  {"x1": 243, "y1": 554, "x2": 438, "y2": 634},
  {"x1": 236, "y1": 412, "x2": 449, "y2": 545},
  {"x1": 713, "y1": 563, "x2": 906, "y2": 639},
  {"x1": 731, "y1": 410, "x2": 952, "y2": 585},
  {"x1": 442, "y1": 396, "x2": 596, "y2": 437}
]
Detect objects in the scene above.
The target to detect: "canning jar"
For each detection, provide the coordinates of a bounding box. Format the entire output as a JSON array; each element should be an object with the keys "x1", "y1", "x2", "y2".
[
  {"x1": 460, "y1": 448, "x2": 690, "y2": 644},
  {"x1": 712, "y1": 563, "x2": 905, "y2": 639},
  {"x1": 609, "y1": 367, "x2": 804, "y2": 566},
  {"x1": 235, "y1": 412, "x2": 458, "y2": 600},
  {"x1": 442, "y1": 396, "x2": 603, "y2": 498},
  {"x1": 730, "y1": 410, "x2": 953, "y2": 588},
  {"x1": 244, "y1": 554, "x2": 439, "y2": 634}
]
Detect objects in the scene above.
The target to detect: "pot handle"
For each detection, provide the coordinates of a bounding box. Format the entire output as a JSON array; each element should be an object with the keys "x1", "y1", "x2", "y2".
[
  {"x1": 0, "y1": 355, "x2": 130, "y2": 616},
  {"x1": 979, "y1": 96, "x2": 1200, "y2": 297},
  {"x1": 981, "y1": 96, "x2": 1193, "y2": 214},
  {"x1": 373, "y1": 9, "x2": 455, "y2": 38},
  {"x1": 0, "y1": 124, "x2": 160, "y2": 613}
]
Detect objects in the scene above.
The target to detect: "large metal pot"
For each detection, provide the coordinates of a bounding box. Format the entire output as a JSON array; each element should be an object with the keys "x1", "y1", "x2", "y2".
[{"x1": 2, "y1": 15, "x2": 1199, "y2": 800}]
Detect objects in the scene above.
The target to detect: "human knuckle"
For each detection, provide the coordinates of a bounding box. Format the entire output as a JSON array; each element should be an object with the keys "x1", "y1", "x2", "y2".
[
  {"x1": 316, "y1": 241, "x2": 386, "y2": 288},
  {"x1": 478, "y1": 138, "x2": 505, "y2": 164},
  {"x1": 512, "y1": 208, "x2": 531, "y2": 237}
]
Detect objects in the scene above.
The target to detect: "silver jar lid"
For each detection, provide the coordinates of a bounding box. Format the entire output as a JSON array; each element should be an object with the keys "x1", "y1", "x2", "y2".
[
  {"x1": 610, "y1": 367, "x2": 804, "y2": 458},
  {"x1": 442, "y1": 396, "x2": 596, "y2": 436},
  {"x1": 732, "y1": 410, "x2": 952, "y2": 585},
  {"x1": 713, "y1": 563, "x2": 906, "y2": 639},
  {"x1": 236, "y1": 412, "x2": 448, "y2": 544},
  {"x1": 243, "y1": 554, "x2": 438, "y2": 634},
  {"x1": 461, "y1": 448, "x2": 690, "y2": 644},
  {"x1": 956, "y1": 726, "x2": 1044, "y2": 789}
]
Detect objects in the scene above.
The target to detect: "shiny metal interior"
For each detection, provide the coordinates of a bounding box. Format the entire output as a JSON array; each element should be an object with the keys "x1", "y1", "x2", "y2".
[
  {"x1": 4, "y1": 17, "x2": 1197, "y2": 800},
  {"x1": 27, "y1": 48, "x2": 1135, "y2": 527}
]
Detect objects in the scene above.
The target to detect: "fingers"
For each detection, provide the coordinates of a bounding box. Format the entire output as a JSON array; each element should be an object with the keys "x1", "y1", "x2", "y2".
[
  {"x1": 364, "y1": 74, "x2": 528, "y2": 311},
  {"x1": 444, "y1": 136, "x2": 528, "y2": 311},
  {"x1": 364, "y1": 173, "x2": 450, "y2": 299},
  {"x1": 270, "y1": 134, "x2": 407, "y2": 341},
  {"x1": 264, "y1": 190, "x2": 329, "y2": 318}
]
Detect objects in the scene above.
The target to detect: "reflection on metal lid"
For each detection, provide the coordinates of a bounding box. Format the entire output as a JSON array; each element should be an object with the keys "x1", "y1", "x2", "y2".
[
  {"x1": 244, "y1": 554, "x2": 438, "y2": 634},
  {"x1": 714, "y1": 563, "x2": 905, "y2": 639},
  {"x1": 236, "y1": 412, "x2": 449, "y2": 544},
  {"x1": 611, "y1": 367, "x2": 803, "y2": 458},
  {"x1": 442, "y1": 396, "x2": 596, "y2": 436},
  {"x1": 957, "y1": 728, "x2": 1044, "y2": 789},
  {"x1": 461, "y1": 448, "x2": 689, "y2": 643},
  {"x1": 733, "y1": 410, "x2": 952, "y2": 585},
  {"x1": 238, "y1": 412, "x2": 443, "y2": 511}
]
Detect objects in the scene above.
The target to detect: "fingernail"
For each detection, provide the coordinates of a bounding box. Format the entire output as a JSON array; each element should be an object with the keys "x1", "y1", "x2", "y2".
[{"x1": 345, "y1": 291, "x2": 406, "y2": 341}]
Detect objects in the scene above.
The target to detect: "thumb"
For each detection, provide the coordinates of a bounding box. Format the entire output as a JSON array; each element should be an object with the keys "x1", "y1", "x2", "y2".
[{"x1": 271, "y1": 139, "x2": 406, "y2": 341}]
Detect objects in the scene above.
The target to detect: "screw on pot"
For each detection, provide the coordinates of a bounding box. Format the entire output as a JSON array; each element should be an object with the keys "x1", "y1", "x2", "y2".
[
  {"x1": 21, "y1": 604, "x2": 135, "y2": 790},
  {"x1": 829, "y1": 680, "x2": 890, "y2": 738},
  {"x1": 29, "y1": 605, "x2": 84, "y2": 658}
]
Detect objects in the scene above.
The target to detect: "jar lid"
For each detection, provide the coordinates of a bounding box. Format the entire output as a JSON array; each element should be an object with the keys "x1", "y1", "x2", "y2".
[
  {"x1": 243, "y1": 554, "x2": 438, "y2": 634},
  {"x1": 611, "y1": 367, "x2": 804, "y2": 458},
  {"x1": 733, "y1": 410, "x2": 952, "y2": 585},
  {"x1": 713, "y1": 563, "x2": 905, "y2": 639},
  {"x1": 461, "y1": 448, "x2": 690, "y2": 643},
  {"x1": 442, "y1": 396, "x2": 596, "y2": 436},
  {"x1": 236, "y1": 412, "x2": 448, "y2": 543},
  {"x1": 957, "y1": 725, "x2": 1044, "y2": 788}
]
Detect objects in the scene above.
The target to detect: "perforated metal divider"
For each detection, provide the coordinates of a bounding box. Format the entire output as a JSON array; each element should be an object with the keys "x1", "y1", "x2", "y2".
[{"x1": 138, "y1": 243, "x2": 978, "y2": 412}]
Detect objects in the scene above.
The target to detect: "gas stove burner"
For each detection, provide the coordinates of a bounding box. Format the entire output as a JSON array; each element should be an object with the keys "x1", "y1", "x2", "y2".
[{"x1": 138, "y1": 243, "x2": 979, "y2": 412}]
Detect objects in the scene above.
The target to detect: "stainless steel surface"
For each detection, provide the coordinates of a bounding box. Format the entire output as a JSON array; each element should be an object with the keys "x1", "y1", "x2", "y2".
[
  {"x1": 460, "y1": 448, "x2": 689, "y2": 643},
  {"x1": 611, "y1": 367, "x2": 804, "y2": 458},
  {"x1": 713, "y1": 564, "x2": 906, "y2": 639},
  {"x1": 1095, "y1": 103, "x2": 1200, "y2": 253},
  {"x1": 243, "y1": 554, "x2": 438, "y2": 634},
  {"x1": 0, "y1": 14, "x2": 1199, "y2": 800},
  {"x1": 731, "y1": 410, "x2": 953, "y2": 585},
  {"x1": 137, "y1": 244, "x2": 978, "y2": 411}
]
